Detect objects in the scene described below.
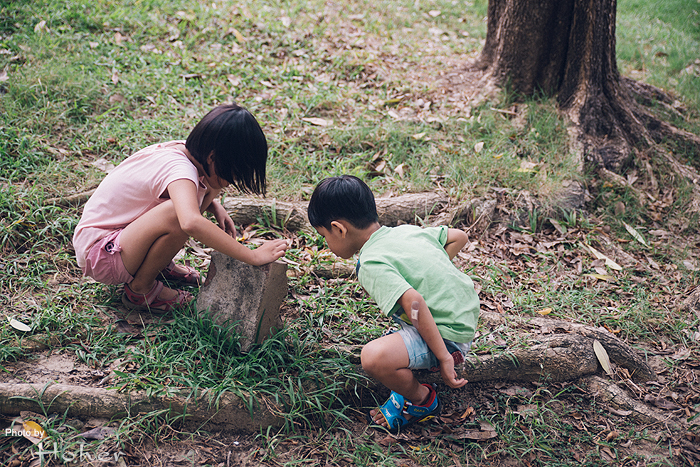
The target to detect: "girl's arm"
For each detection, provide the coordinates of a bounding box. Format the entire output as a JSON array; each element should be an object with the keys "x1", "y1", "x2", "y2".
[
  {"x1": 444, "y1": 228, "x2": 468, "y2": 259},
  {"x1": 168, "y1": 179, "x2": 287, "y2": 265},
  {"x1": 398, "y1": 288, "x2": 467, "y2": 389},
  {"x1": 208, "y1": 199, "x2": 237, "y2": 237},
  {"x1": 202, "y1": 190, "x2": 237, "y2": 237}
]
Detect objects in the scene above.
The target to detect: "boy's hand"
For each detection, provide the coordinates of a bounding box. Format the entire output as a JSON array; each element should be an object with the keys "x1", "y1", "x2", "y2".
[{"x1": 438, "y1": 354, "x2": 468, "y2": 389}]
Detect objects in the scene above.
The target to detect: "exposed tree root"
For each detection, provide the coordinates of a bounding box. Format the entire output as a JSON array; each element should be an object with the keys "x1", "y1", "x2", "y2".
[
  {"x1": 340, "y1": 311, "x2": 655, "y2": 384},
  {"x1": 0, "y1": 383, "x2": 282, "y2": 433},
  {"x1": 476, "y1": 311, "x2": 656, "y2": 381},
  {"x1": 342, "y1": 311, "x2": 672, "y2": 430},
  {"x1": 578, "y1": 375, "x2": 686, "y2": 432}
]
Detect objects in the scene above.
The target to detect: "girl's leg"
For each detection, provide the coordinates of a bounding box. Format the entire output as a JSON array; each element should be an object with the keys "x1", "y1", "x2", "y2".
[
  {"x1": 118, "y1": 200, "x2": 190, "y2": 300},
  {"x1": 361, "y1": 333, "x2": 431, "y2": 426}
]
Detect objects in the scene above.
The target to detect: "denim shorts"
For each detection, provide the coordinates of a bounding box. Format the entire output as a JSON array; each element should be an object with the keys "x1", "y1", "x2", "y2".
[
  {"x1": 391, "y1": 314, "x2": 471, "y2": 370},
  {"x1": 82, "y1": 230, "x2": 134, "y2": 285}
]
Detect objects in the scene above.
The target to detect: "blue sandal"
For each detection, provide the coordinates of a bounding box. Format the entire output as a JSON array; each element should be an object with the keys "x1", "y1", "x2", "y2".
[{"x1": 369, "y1": 383, "x2": 441, "y2": 434}]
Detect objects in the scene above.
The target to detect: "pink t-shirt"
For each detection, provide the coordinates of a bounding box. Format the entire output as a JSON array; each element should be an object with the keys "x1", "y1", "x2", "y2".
[{"x1": 73, "y1": 141, "x2": 207, "y2": 268}]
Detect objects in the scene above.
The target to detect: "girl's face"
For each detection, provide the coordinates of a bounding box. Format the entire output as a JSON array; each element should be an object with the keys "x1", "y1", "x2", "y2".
[{"x1": 205, "y1": 154, "x2": 231, "y2": 190}]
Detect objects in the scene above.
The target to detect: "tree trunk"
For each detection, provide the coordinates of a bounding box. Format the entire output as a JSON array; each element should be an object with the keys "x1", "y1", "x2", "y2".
[{"x1": 477, "y1": 0, "x2": 700, "y2": 205}]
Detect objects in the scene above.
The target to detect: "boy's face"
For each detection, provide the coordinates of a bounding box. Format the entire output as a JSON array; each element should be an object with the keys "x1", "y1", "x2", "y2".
[{"x1": 315, "y1": 222, "x2": 357, "y2": 259}]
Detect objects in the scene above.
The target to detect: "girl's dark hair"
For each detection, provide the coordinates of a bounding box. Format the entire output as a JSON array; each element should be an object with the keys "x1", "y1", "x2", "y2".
[
  {"x1": 186, "y1": 104, "x2": 268, "y2": 195},
  {"x1": 307, "y1": 175, "x2": 379, "y2": 230}
]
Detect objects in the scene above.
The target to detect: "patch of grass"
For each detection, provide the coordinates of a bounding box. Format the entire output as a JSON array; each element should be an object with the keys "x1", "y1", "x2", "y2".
[
  {"x1": 95, "y1": 303, "x2": 365, "y2": 432},
  {"x1": 617, "y1": 0, "x2": 700, "y2": 134}
]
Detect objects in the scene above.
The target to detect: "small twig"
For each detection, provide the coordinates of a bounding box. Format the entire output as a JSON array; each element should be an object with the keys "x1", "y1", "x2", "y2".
[{"x1": 490, "y1": 107, "x2": 518, "y2": 116}]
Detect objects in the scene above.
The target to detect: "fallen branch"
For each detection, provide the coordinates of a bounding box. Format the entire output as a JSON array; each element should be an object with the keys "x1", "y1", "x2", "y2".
[
  {"x1": 338, "y1": 311, "x2": 655, "y2": 387},
  {"x1": 44, "y1": 188, "x2": 97, "y2": 207}
]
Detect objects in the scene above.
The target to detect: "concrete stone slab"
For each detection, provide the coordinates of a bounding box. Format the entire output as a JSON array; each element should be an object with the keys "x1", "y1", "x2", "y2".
[{"x1": 196, "y1": 251, "x2": 288, "y2": 352}]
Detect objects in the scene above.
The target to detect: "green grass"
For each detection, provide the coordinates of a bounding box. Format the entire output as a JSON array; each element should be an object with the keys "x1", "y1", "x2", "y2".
[{"x1": 1, "y1": 0, "x2": 700, "y2": 465}]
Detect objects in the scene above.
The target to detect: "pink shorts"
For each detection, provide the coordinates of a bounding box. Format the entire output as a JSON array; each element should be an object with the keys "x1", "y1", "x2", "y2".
[{"x1": 82, "y1": 230, "x2": 134, "y2": 285}]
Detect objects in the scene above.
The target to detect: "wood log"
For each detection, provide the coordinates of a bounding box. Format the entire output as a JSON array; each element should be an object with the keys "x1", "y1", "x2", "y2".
[{"x1": 221, "y1": 192, "x2": 450, "y2": 233}]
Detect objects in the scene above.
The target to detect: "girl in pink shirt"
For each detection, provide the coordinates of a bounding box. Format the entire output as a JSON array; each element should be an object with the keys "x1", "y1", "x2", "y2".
[{"x1": 73, "y1": 104, "x2": 288, "y2": 312}]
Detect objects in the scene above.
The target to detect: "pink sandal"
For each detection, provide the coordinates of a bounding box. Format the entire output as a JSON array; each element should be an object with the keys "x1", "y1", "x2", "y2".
[
  {"x1": 122, "y1": 280, "x2": 193, "y2": 312},
  {"x1": 160, "y1": 261, "x2": 201, "y2": 286}
]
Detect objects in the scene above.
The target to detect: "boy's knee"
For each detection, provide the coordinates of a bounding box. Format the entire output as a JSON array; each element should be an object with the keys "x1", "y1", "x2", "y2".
[{"x1": 361, "y1": 340, "x2": 388, "y2": 375}]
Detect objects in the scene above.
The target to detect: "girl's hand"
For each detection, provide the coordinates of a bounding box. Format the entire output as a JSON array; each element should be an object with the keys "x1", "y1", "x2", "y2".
[
  {"x1": 209, "y1": 199, "x2": 237, "y2": 237},
  {"x1": 217, "y1": 213, "x2": 237, "y2": 237},
  {"x1": 250, "y1": 238, "x2": 288, "y2": 265}
]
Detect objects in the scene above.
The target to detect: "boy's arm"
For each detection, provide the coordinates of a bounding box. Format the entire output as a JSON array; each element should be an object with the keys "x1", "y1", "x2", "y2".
[
  {"x1": 398, "y1": 288, "x2": 467, "y2": 389},
  {"x1": 444, "y1": 228, "x2": 468, "y2": 259}
]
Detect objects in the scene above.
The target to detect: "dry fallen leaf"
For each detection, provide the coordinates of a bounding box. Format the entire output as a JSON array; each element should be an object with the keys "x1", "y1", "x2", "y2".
[
  {"x1": 9, "y1": 318, "x2": 31, "y2": 332},
  {"x1": 22, "y1": 420, "x2": 47, "y2": 444},
  {"x1": 460, "y1": 406, "x2": 475, "y2": 419},
  {"x1": 229, "y1": 28, "x2": 246, "y2": 43},
  {"x1": 79, "y1": 426, "x2": 116, "y2": 440},
  {"x1": 517, "y1": 161, "x2": 538, "y2": 172},
  {"x1": 593, "y1": 340, "x2": 613, "y2": 376},
  {"x1": 580, "y1": 242, "x2": 623, "y2": 271},
  {"x1": 584, "y1": 273, "x2": 615, "y2": 282},
  {"x1": 394, "y1": 163, "x2": 406, "y2": 177},
  {"x1": 622, "y1": 221, "x2": 648, "y2": 247},
  {"x1": 302, "y1": 117, "x2": 330, "y2": 127},
  {"x1": 34, "y1": 20, "x2": 48, "y2": 33},
  {"x1": 548, "y1": 218, "x2": 567, "y2": 235},
  {"x1": 91, "y1": 158, "x2": 115, "y2": 174}
]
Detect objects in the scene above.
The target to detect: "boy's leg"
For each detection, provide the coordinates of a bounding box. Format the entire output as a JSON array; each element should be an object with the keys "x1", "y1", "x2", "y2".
[
  {"x1": 361, "y1": 333, "x2": 431, "y2": 427},
  {"x1": 118, "y1": 200, "x2": 190, "y2": 299}
]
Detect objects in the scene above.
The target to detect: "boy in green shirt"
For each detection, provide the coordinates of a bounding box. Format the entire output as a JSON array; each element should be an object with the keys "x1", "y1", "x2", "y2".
[{"x1": 307, "y1": 175, "x2": 480, "y2": 433}]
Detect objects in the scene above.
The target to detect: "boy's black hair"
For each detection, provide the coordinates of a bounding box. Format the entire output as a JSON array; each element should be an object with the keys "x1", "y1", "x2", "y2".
[
  {"x1": 186, "y1": 104, "x2": 268, "y2": 195},
  {"x1": 307, "y1": 175, "x2": 379, "y2": 230}
]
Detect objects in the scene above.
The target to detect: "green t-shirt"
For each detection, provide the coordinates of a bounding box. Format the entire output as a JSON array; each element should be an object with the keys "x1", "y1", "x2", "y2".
[{"x1": 357, "y1": 225, "x2": 479, "y2": 343}]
